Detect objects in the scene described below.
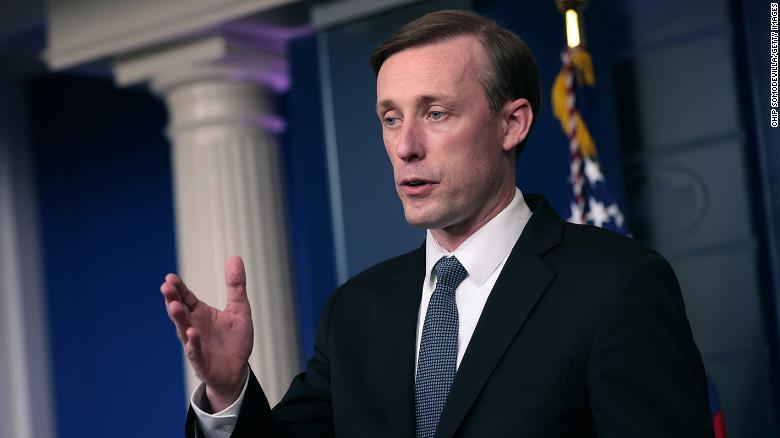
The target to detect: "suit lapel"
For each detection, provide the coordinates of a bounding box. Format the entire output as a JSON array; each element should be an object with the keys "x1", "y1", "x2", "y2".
[
  {"x1": 374, "y1": 245, "x2": 425, "y2": 437},
  {"x1": 436, "y1": 195, "x2": 563, "y2": 437}
]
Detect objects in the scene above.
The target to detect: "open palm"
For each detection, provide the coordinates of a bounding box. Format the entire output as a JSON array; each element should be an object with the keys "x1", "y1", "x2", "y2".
[{"x1": 161, "y1": 256, "x2": 254, "y2": 410}]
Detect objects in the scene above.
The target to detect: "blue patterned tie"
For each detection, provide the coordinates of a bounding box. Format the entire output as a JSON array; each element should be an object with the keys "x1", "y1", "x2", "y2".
[{"x1": 415, "y1": 256, "x2": 469, "y2": 438}]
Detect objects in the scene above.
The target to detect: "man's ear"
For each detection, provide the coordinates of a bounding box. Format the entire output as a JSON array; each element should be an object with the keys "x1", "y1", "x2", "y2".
[{"x1": 502, "y1": 98, "x2": 533, "y2": 153}]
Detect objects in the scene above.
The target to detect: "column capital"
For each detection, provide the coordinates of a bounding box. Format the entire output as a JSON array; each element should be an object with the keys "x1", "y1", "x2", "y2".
[
  {"x1": 113, "y1": 30, "x2": 290, "y2": 94},
  {"x1": 116, "y1": 28, "x2": 301, "y2": 137}
]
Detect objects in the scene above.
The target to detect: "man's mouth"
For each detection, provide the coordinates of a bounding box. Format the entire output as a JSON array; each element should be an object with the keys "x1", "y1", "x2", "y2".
[
  {"x1": 399, "y1": 178, "x2": 438, "y2": 195},
  {"x1": 401, "y1": 178, "x2": 437, "y2": 186}
]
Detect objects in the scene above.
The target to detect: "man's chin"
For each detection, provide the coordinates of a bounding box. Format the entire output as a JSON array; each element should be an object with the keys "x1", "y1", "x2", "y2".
[{"x1": 403, "y1": 210, "x2": 446, "y2": 230}]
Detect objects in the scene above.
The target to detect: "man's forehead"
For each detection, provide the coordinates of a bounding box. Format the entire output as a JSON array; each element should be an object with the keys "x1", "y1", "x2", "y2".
[
  {"x1": 375, "y1": 36, "x2": 486, "y2": 103},
  {"x1": 378, "y1": 35, "x2": 485, "y2": 73}
]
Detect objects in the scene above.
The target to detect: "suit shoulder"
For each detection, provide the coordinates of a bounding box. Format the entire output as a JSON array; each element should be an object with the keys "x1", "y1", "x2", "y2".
[
  {"x1": 549, "y1": 222, "x2": 672, "y2": 282},
  {"x1": 547, "y1": 224, "x2": 683, "y2": 322},
  {"x1": 558, "y1": 221, "x2": 651, "y2": 261}
]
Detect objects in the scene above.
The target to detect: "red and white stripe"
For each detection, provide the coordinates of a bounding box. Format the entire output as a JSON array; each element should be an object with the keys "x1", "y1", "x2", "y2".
[{"x1": 563, "y1": 49, "x2": 585, "y2": 224}]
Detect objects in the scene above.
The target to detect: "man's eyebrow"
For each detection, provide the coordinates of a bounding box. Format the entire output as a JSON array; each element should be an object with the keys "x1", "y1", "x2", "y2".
[
  {"x1": 417, "y1": 94, "x2": 457, "y2": 106},
  {"x1": 376, "y1": 99, "x2": 396, "y2": 111},
  {"x1": 376, "y1": 95, "x2": 458, "y2": 111}
]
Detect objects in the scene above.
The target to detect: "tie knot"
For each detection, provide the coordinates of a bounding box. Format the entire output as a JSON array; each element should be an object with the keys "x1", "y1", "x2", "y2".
[{"x1": 434, "y1": 256, "x2": 468, "y2": 290}]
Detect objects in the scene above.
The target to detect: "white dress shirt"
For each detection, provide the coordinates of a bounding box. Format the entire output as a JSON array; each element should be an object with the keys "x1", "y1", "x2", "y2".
[
  {"x1": 190, "y1": 368, "x2": 249, "y2": 438},
  {"x1": 417, "y1": 187, "x2": 531, "y2": 370},
  {"x1": 193, "y1": 187, "x2": 532, "y2": 438}
]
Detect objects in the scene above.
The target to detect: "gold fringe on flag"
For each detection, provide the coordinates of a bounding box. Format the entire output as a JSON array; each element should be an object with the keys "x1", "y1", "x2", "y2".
[{"x1": 552, "y1": 47, "x2": 597, "y2": 158}]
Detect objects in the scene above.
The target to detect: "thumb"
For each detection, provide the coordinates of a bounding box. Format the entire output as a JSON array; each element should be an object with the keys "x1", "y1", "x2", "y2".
[{"x1": 225, "y1": 256, "x2": 249, "y2": 307}]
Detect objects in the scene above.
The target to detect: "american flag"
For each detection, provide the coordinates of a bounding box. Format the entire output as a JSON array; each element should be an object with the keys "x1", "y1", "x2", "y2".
[
  {"x1": 553, "y1": 48, "x2": 628, "y2": 234},
  {"x1": 567, "y1": 153, "x2": 628, "y2": 234}
]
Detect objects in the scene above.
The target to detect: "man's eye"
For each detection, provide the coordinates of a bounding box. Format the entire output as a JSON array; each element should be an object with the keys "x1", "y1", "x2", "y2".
[
  {"x1": 429, "y1": 111, "x2": 445, "y2": 120},
  {"x1": 384, "y1": 117, "x2": 398, "y2": 127}
]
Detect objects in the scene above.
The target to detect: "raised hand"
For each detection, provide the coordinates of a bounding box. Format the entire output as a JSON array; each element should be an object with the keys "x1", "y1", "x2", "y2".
[{"x1": 161, "y1": 256, "x2": 254, "y2": 412}]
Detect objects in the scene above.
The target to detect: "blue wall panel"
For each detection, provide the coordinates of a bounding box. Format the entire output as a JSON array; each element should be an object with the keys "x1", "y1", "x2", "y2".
[
  {"x1": 29, "y1": 75, "x2": 184, "y2": 438},
  {"x1": 284, "y1": 34, "x2": 338, "y2": 361}
]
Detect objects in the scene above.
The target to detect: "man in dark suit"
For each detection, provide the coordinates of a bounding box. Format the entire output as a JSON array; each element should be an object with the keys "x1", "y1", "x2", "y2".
[{"x1": 161, "y1": 10, "x2": 714, "y2": 438}]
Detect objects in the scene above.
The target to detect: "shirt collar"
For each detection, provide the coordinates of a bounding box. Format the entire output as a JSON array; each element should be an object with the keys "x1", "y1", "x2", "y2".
[{"x1": 424, "y1": 187, "x2": 532, "y2": 288}]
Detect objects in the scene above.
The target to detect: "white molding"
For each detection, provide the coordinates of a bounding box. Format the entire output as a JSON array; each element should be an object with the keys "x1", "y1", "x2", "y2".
[{"x1": 44, "y1": 0, "x2": 300, "y2": 70}]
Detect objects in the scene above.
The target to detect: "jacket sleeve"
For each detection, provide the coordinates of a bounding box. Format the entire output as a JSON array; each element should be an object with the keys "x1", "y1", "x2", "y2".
[
  {"x1": 185, "y1": 292, "x2": 338, "y2": 438},
  {"x1": 588, "y1": 251, "x2": 715, "y2": 438}
]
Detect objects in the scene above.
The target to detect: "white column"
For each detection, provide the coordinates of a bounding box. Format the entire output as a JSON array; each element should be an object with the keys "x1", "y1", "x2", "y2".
[
  {"x1": 115, "y1": 34, "x2": 300, "y2": 404},
  {"x1": 0, "y1": 81, "x2": 55, "y2": 438}
]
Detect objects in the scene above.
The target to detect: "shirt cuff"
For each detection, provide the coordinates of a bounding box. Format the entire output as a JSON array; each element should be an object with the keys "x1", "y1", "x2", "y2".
[{"x1": 190, "y1": 368, "x2": 250, "y2": 438}]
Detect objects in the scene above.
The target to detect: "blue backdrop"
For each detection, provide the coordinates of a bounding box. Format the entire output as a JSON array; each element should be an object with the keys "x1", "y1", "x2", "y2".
[{"x1": 30, "y1": 75, "x2": 184, "y2": 437}]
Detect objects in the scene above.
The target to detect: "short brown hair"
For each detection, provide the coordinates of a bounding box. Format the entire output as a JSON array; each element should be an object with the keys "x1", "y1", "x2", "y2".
[{"x1": 370, "y1": 10, "x2": 541, "y2": 155}]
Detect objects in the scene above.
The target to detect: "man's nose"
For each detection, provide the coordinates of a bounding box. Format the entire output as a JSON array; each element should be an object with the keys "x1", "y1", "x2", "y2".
[{"x1": 394, "y1": 120, "x2": 425, "y2": 162}]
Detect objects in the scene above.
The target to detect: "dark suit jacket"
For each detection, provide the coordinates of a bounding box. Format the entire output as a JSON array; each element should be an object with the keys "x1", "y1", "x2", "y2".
[{"x1": 187, "y1": 194, "x2": 714, "y2": 437}]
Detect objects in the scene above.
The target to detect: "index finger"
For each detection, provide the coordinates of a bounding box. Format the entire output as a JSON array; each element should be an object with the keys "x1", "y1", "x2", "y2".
[{"x1": 165, "y1": 273, "x2": 199, "y2": 310}]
